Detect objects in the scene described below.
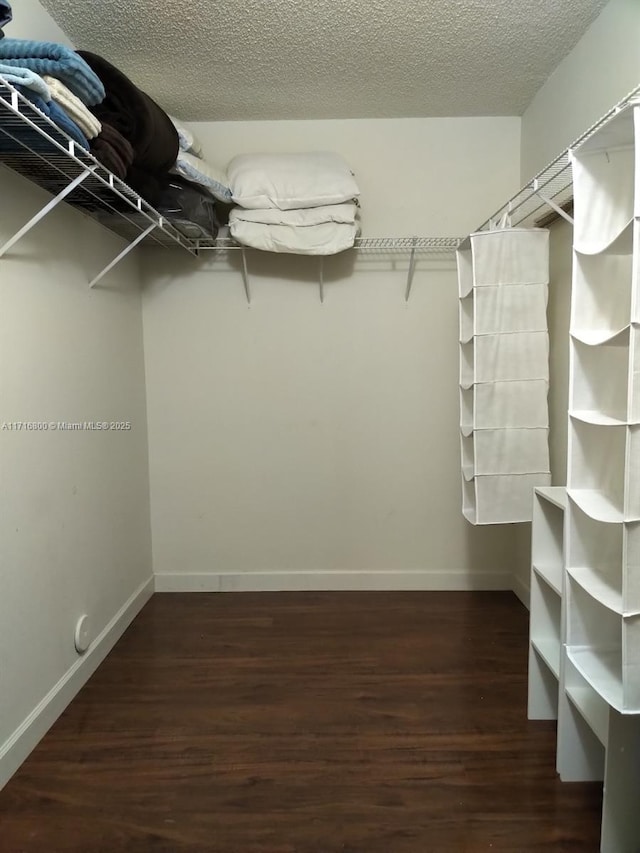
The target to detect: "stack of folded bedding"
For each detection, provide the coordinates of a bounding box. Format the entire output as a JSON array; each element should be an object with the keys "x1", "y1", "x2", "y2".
[
  {"x1": 0, "y1": 39, "x2": 104, "y2": 105},
  {"x1": 155, "y1": 115, "x2": 232, "y2": 238},
  {"x1": 227, "y1": 152, "x2": 361, "y2": 255},
  {"x1": 0, "y1": 38, "x2": 104, "y2": 148},
  {"x1": 75, "y1": 51, "x2": 180, "y2": 204},
  {"x1": 155, "y1": 174, "x2": 229, "y2": 241},
  {"x1": 0, "y1": 32, "x2": 229, "y2": 238},
  {"x1": 43, "y1": 75, "x2": 101, "y2": 140},
  {"x1": 168, "y1": 115, "x2": 232, "y2": 204}
]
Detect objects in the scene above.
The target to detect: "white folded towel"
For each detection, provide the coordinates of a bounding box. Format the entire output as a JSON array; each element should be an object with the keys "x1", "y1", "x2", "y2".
[{"x1": 43, "y1": 75, "x2": 101, "y2": 139}]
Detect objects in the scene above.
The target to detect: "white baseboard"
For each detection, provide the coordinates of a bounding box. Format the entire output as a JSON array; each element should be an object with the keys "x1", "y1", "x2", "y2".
[
  {"x1": 0, "y1": 576, "x2": 154, "y2": 791},
  {"x1": 154, "y1": 570, "x2": 512, "y2": 593},
  {"x1": 512, "y1": 574, "x2": 530, "y2": 610}
]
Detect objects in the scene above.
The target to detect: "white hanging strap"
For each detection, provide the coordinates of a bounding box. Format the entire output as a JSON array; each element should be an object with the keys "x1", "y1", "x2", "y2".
[
  {"x1": 318, "y1": 257, "x2": 324, "y2": 304},
  {"x1": 532, "y1": 178, "x2": 574, "y2": 225}
]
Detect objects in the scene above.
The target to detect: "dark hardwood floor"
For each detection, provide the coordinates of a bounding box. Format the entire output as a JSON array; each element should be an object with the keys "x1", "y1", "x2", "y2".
[{"x1": 0, "y1": 592, "x2": 602, "y2": 852}]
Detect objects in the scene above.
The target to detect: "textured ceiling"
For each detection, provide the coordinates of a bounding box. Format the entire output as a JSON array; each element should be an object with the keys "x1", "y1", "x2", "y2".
[{"x1": 40, "y1": 0, "x2": 609, "y2": 121}]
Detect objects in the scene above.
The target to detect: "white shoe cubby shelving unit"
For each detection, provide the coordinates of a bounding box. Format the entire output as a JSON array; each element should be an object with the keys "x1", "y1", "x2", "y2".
[
  {"x1": 567, "y1": 101, "x2": 640, "y2": 719},
  {"x1": 564, "y1": 98, "x2": 640, "y2": 852},
  {"x1": 521, "y1": 92, "x2": 640, "y2": 853},
  {"x1": 0, "y1": 79, "x2": 460, "y2": 299}
]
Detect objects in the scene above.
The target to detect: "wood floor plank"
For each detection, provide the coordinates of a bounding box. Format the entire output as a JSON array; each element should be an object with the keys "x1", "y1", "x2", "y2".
[{"x1": 0, "y1": 592, "x2": 603, "y2": 852}]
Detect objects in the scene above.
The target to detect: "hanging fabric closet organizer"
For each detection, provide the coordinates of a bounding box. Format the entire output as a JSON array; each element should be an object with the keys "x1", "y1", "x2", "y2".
[{"x1": 457, "y1": 216, "x2": 551, "y2": 524}]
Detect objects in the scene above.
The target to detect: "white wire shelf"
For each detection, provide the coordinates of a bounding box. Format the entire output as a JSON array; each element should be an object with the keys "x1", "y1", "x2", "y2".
[
  {"x1": 0, "y1": 76, "x2": 463, "y2": 291},
  {"x1": 463, "y1": 83, "x2": 640, "y2": 242},
  {"x1": 0, "y1": 80, "x2": 197, "y2": 254},
  {"x1": 0, "y1": 79, "x2": 461, "y2": 258},
  {"x1": 194, "y1": 236, "x2": 462, "y2": 253}
]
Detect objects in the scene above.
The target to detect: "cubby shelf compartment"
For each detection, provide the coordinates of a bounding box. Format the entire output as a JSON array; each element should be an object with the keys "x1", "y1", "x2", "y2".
[
  {"x1": 557, "y1": 650, "x2": 607, "y2": 783},
  {"x1": 563, "y1": 653, "x2": 610, "y2": 748},
  {"x1": 571, "y1": 108, "x2": 635, "y2": 256},
  {"x1": 568, "y1": 421, "x2": 640, "y2": 521},
  {"x1": 531, "y1": 485, "x2": 566, "y2": 594},
  {"x1": 572, "y1": 249, "x2": 633, "y2": 340},
  {"x1": 569, "y1": 329, "x2": 636, "y2": 424},
  {"x1": 566, "y1": 497, "x2": 640, "y2": 616},
  {"x1": 528, "y1": 487, "x2": 566, "y2": 721},
  {"x1": 567, "y1": 576, "x2": 640, "y2": 713},
  {"x1": 530, "y1": 577, "x2": 562, "y2": 679}
]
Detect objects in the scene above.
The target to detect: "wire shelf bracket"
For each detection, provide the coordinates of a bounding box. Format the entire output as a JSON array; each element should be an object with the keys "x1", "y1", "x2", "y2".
[
  {"x1": 404, "y1": 237, "x2": 418, "y2": 301},
  {"x1": 89, "y1": 222, "x2": 157, "y2": 288},
  {"x1": 240, "y1": 247, "x2": 251, "y2": 305},
  {"x1": 0, "y1": 166, "x2": 94, "y2": 258},
  {"x1": 532, "y1": 177, "x2": 574, "y2": 225}
]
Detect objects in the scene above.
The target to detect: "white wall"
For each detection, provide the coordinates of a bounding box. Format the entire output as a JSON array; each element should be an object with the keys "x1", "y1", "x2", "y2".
[
  {"x1": 0, "y1": 0, "x2": 152, "y2": 791},
  {"x1": 143, "y1": 117, "x2": 523, "y2": 590},
  {"x1": 521, "y1": 0, "x2": 640, "y2": 180},
  {"x1": 0, "y1": 166, "x2": 154, "y2": 785},
  {"x1": 4, "y1": 0, "x2": 72, "y2": 43}
]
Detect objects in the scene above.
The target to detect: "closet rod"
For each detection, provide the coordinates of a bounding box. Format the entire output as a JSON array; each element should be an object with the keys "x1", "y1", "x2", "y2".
[{"x1": 461, "y1": 82, "x2": 640, "y2": 242}]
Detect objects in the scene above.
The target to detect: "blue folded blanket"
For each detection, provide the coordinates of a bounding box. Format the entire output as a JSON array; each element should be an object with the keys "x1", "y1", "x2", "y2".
[
  {"x1": 0, "y1": 39, "x2": 104, "y2": 105},
  {"x1": 0, "y1": 62, "x2": 50, "y2": 100}
]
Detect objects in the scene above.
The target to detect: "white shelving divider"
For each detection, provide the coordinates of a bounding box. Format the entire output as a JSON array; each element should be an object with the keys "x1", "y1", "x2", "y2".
[{"x1": 562, "y1": 96, "x2": 640, "y2": 850}]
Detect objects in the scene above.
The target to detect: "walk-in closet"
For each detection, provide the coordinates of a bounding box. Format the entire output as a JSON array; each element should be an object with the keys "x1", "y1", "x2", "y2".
[{"x1": 1, "y1": 1, "x2": 639, "y2": 850}]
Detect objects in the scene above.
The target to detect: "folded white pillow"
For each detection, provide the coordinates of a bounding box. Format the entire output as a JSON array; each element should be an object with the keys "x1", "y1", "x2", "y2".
[
  {"x1": 229, "y1": 220, "x2": 360, "y2": 255},
  {"x1": 169, "y1": 116, "x2": 204, "y2": 158},
  {"x1": 229, "y1": 203, "x2": 358, "y2": 227},
  {"x1": 227, "y1": 152, "x2": 360, "y2": 210}
]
